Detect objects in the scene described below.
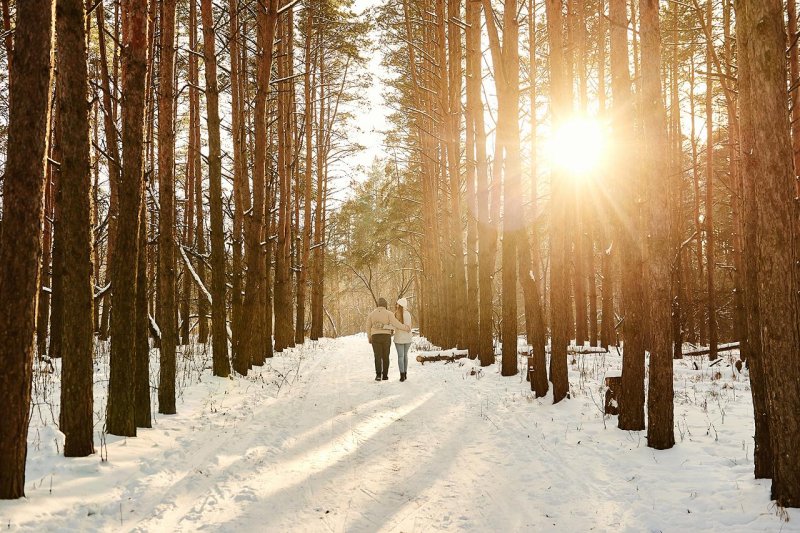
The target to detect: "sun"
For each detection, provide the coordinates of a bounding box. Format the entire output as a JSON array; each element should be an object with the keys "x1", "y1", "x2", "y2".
[{"x1": 548, "y1": 117, "x2": 607, "y2": 177}]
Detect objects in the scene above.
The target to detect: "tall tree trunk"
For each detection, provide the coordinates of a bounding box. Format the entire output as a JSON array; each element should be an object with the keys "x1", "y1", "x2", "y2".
[
  {"x1": 739, "y1": 0, "x2": 800, "y2": 506},
  {"x1": 669, "y1": 1, "x2": 684, "y2": 360},
  {"x1": 467, "y1": 0, "x2": 494, "y2": 367},
  {"x1": 237, "y1": 0, "x2": 277, "y2": 371},
  {"x1": 734, "y1": 0, "x2": 772, "y2": 480},
  {"x1": 296, "y1": 5, "x2": 314, "y2": 345},
  {"x1": 310, "y1": 45, "x2": 326, "y2": 341},
  {"x1": 274, "y1": 9, "x2": 294, "y2": 353},
  {"x1": 544, "y1": 0, "x2": 571, "y2": 402},
  {"x1": 95, "y1": 0, "x2": 120, "y2": 342},
  {"x1": 598, "y1": 0, "x2": 615, "y2": 351},
  {"x1": 705, "y1": 0, "x2": 717, "y2": 361},
  {"x1": 446, "y1": 0, "x2": 468, "y2": 350},
  {"x1": 483, "y1": 0, "x2": 521, "y2": 378},
  {"x1": 157, "y1": 0, "x2": 178, "y2": 415},
  {"x1": 56, "y1": 0, "x2": 95, "y2": 457},
  {"x1": 229, "y1": 0, "x2": 246, "y2": 364},
  {"x1": 106, "y1": 0, "x2": 148, "y2": 438},
  {"x1": 690, "y1": 56, "x2": 704, "y2": 346},
  {"x1": 610, "y1": 0, "x2": 645, "y2": 430},
  {"x1": 640, "y1": 0, "x2": 674, "y2": 450},
  {"x1": 0, "y1": 0, "x2": 55, "y2": 499},
  {"x1": 191, "y1": 0, "x2": 209, "y2": 344},
  {"x1": 519, "y1": 0, "x2": 548, "y2": 397},
  {"x1": 464, "y1": 0, "x2": 481, "y2": 359},
  {"x1": 199, "y1": 0, "x2": 231, "y2": 377}
]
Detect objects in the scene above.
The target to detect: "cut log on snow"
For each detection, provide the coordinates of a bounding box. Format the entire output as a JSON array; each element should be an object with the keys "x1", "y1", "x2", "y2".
[
  {"x1": 416, "y1": 351, "x2": 469, "y2": 364},
  {"x1": 681, "y1": 342, "x2": 739, "y2": 357},
  {"x1": 604, "y1": 372, "x2": 621, "y2": 415},
  {"x1": 542, "y1": 346, "x2": 609, "y2": 355}
]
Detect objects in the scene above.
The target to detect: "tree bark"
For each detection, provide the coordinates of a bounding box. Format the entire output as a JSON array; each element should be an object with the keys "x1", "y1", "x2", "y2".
[
  {"x1": 544, "y1": 0, "x2": 571, "y2": 402},
  {"x1": 55, "y1": 0, "x2": 95, "y2": 457},
  {"x1": 610, "y1": 0, "x2": 645, "y2": 430},
  {"x1": 106, "y1": 0, "x2": 148, "y2": 438},
  {"x1": 739, "y1": 0, "x2": 800, "y2": 506},
  {"x1": 640, "y1": 0, "x2": 674, "y2": 450},
  {"x1": 0, "y1": 0, "x2": 55, "y2": 499},
  {"x1": 157, "y1": 0, "x2": 178, "y2": 415},
  {"x1": 734, "y1": 0, "x2": 772, "y2": 480},
  {"x1": 199, "y1": 0, "x2": 231, "y2": 377},
  {"x1": 704, "y1": 0, "x2": 718, "y2": 361}
]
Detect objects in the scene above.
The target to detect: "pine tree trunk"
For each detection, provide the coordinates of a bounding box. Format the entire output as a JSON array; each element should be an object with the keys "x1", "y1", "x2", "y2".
[
  {"x1": 199, "y1": 0, "x2": 231, "y2": 377},
  {"x1": 0, "y1": 0, "x2": 55, "y2": 499},
  {"x1": 106, "y1": 0, "x2": 148, "y2": 438},
  {"x1": 474, "y1": 0, "x2": 497, "y2": 367},
  {"x1": 520, "y1": 0, "x2": 548, "y2": 396},
  {"x1": 157, "y1": 0, "x2": 178, "y2": 415},
  {"x1": 228, "y1": 0, "x2": 247, "y2": 367},
  {"x1": 545, "y1": 0, "x2": 571, "y2": 402},
  {"x1": 704, "y1": 0, "x2": 718, "y2": 361},
  {"x1": 95, "y1": 0, "x2": 120, "y2": 342},
  {"x1": 734, "y1": 0, "x2": 772, "y2": 480},
  {"x1": 310, "y1": 50, "x2": 326, "y2": 341},
  {"x1": 610, "y1": 0, "x2": 645, "y2": 430},
  {"x1": 464, "y1": 0, "x2": 481, "y2": 359},
  {"x1": 640, "y1": 0, "x2": 674, "y2": 450},
  {"x1": 296, "y1": 6, "x2": 315, "y2": 346},
  {"x1": 56, "y1": 0, "x2": 95, "y2": 457},
  {"x1": 483, "y1": 0, "x2": 521, "y2": 377},
  {"x1": 191, "y1": 0, "x2": 209, "y2": 344},
  {"x1": 274, "y1": 12, "x2": 294, "y2": 353},
  {"x1": 739, "y1": 0, "x2": 800, "y2": 506},
  {"x1": 597, "y1": 0, "x2": 615, "y2": 351}
]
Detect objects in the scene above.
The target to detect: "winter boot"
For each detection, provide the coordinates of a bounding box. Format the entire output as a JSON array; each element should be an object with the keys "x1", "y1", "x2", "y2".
[
  {"x1": 382, "y1": 374, "x2": 389, "y2": 380},
  {"x1": 400, "y1": 373, "x2": 406, "y2": 382},
  {"x1": 375, "y1": 374, "x2": 381, "y2": 381}
]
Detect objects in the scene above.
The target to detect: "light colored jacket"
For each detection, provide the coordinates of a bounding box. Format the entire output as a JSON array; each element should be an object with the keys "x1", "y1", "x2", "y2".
[
  {"x1": 393, "y1": 310, "x2": 412, "y2": 344},
  {"x1": 365, "y1": 307, "x2": 409, "y2": 338}
]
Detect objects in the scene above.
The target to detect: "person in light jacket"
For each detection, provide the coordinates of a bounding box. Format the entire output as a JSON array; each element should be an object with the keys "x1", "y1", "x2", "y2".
[
  {"x1": 393, "y1": 298, "x2": 412, "y2": 382},
  {"x1": 365, "y1": 297, "x2": 410, "y2": 381}
]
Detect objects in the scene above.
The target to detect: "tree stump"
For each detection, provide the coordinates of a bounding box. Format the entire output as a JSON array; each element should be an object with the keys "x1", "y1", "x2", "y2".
[{"x1": 604, "y1": 373, "x2": 622, "y2": 415}]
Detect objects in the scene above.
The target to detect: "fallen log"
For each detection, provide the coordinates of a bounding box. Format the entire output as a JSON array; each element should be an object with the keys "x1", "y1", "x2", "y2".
[
  {"x1": 541, "y1": 346, "x2": 609, "y2": 355},
  {"x1": 681, "y1": 342, "x2": 740, "y2": 357},
  {"x1": 416, "y1": 352, "x2": 468, "y2": 364}
]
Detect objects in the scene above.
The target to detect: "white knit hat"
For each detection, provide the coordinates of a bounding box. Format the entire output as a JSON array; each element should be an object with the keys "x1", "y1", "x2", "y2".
[{"x1": 397, "y1": 297, "x2": 408, "y2": 308}]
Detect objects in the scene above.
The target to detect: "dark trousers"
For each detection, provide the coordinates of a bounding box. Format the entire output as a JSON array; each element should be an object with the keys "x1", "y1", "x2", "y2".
[{"x1": 371, "y1": 334, "x2": 391, "y2": 376}]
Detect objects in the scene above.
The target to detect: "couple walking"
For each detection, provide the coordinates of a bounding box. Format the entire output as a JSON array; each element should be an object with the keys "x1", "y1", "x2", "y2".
[{"x1": 365, "y1": 297, "x2": 413, "y2": 382}]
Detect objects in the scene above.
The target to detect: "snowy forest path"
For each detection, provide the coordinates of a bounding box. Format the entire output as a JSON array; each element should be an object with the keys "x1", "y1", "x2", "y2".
[
  {"x1": 2, "y1": 336, "x2": 790, "y2": 531},
  {"x1": 119, "y1": 335, "x2": 565, "y2": 532},
  {"x1": 121, "y1": 336, "x2": 499, "y2": 532}
]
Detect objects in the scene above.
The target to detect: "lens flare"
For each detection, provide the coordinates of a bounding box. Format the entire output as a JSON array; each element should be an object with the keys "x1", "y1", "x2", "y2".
[{"x1": 548, "y1": 117, "x2": 606, "y2": 177}]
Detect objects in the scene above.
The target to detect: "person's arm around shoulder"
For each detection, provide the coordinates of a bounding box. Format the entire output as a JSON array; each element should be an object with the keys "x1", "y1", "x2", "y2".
[
  {"x1": 388, "y1": 311, "x2": 410, "y2": 332},
  {"x1": 404, "y1": 310, "x2": 412, "y2": 328}
]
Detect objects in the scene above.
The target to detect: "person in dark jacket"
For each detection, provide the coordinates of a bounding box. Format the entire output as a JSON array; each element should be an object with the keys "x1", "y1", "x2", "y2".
[{"x1": 365, "y1": 297, "x2": 410, "y2": 381}]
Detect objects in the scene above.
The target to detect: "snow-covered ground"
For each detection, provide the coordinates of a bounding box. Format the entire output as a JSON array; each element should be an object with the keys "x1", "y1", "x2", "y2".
[{"x1": 1, "y1": 335, "x2": 797, "y2": 532}]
